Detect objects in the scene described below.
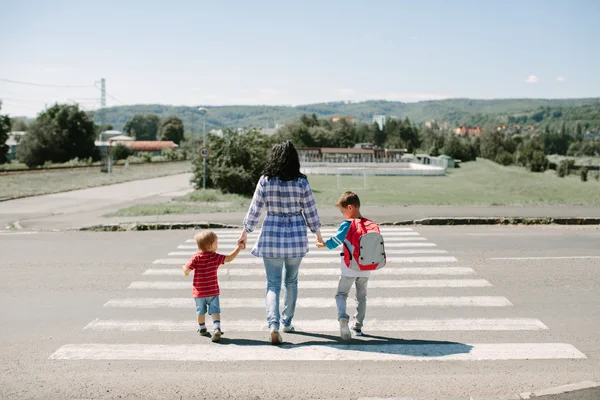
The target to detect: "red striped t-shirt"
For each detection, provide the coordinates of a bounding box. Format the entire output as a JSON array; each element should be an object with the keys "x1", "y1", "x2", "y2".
[{"x1": 186, "y1": 252, "x2": 226, "y2": 298}]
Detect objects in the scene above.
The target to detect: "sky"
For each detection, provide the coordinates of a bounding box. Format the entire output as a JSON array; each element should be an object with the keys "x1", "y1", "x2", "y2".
[{"x1": 1, "y1": 0, "x2": 599, "y2": 117}]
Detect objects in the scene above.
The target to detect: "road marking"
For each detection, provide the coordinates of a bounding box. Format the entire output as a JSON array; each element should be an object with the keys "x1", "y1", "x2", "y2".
[
  {"x1": 84, "y1": 318, "x2": 548, "y2": 332},
  {"x1": 0, "y1": 231, "x2": 38, "y2": 235},
  {"x1": 128, "y1": 279, "x2": 490, "y2": 290},
  {"x1": 168, "y1": 249, "x2": 448, "y2": 257},
  {"x1": 177, "y1": 241, "x2": 436, "y2": 250},
  {"x1": 143, "y1": 267, "x2": 476, "y2": 277},
  {"x1": 49, "y1": 343, "x2": 585, "y2": 361},
  {"x1": 104, "y1": 296, "x2": 512, "y2": 309},
  {"x1": 185, "y1": 236, "x2": 428, "y2": 244},
  {"x1": 490, "y1": 256, "x2": 600, "y2": 260},
  {"x1": 153, "y1": 256, "x2": 458, "y2": 265}
]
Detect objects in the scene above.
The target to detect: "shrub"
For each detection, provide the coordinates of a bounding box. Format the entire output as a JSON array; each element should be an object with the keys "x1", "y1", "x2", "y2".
[
  {"x1": 495, "y1": 152, "x2": 514, "y2": 166},
  {"x1": 529, "y1": 151, "x2": 548, "y2": 172},
  {"x1": 138, "y1": 152, "x2": 153, "y2": 163},
  {"x1": 580, "y1": 167, "x2": 588, "y2": 182},
  {"x1": 112, "y1": 144, "x2": 133, "y2": 161},
  {"x1": 161, "y1": 147, "x2": 179, "y2": 161}
]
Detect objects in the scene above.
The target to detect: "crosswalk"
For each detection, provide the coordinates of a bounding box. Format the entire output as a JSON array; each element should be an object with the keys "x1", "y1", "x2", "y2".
[{"x1": 49, "y1": 227, "x2": 587, "y2": 362}]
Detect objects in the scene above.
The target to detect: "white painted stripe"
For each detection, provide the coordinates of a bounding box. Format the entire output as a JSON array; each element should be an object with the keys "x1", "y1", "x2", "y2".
[
  {"x1": 168, "y1": 249, "x2": 448, "y2": 257},
  {"x1": 177, "y1": 241, "x2": 436, "y2": 250},
  {"x1": 490, "y1": 256, "x2": 600, "y2": 260},
  {"x1": 128, "y1": 279, "x2": 490, "y2": 290},
  {"x1": 185, "y1": 236, "x2": 428, "y2": 244},
  {"x1": 143, "y1": 267, "x2": 475, "y2": 277},
  {"x1": 153, "y1": 256, "x2": 458, "y2": 265},
  {"x1": 185, "y1": 229, "x2": 416, "y2": 239},
  {"x1": 104, "y1": 296, "x2": 512, "y2": 308},
  {"x1": 0, "y1": 231, "x2": 38, "y2": 235},
  {"x1": 49, "y1": 343, "x2": 586, "y2": 361},
  {"x1": 84, "y1": 318, "x2": 548, "y2": 332}
]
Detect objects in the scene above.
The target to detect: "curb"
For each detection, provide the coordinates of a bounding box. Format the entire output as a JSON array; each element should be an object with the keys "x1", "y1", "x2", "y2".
[
  {"x1": 79, "y1": 217, "x2": 600, "y2": 231},
  {"x1": 79, "y1": 222, "x2": 242, "y2": 232},
  {"x1": 520, "y1": 380, "x2": 599, "y2": 399}
]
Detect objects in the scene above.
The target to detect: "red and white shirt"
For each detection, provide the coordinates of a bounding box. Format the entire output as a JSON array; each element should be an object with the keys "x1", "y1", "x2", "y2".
[{"x1": 185, "y1": 252, "x2": 226, "y2": 298}]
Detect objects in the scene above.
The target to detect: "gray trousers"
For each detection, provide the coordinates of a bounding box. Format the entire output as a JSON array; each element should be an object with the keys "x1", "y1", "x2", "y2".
[{"x1": 335, "y1": 276, "x2": 369, "y2": 329}]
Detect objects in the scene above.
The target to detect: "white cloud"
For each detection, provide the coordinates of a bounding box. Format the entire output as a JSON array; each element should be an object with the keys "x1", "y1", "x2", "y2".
[
  {"x1": 335, "y1": 88, "x2": 356, "y2": 96},
  {"x1": 525, "y1": 75, "x2": 539, "y2": 84},
  {"x1": 556, "y1": 76, "x2": 565, "y2": 82},
  {"x1": 364, "y1": 92, "x2": 453, "y2": 102}
]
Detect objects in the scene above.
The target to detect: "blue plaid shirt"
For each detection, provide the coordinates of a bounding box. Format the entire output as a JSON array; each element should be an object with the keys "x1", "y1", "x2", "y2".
[{"x1": 243, "y1": 175, "x2": 322, "y2": 258}]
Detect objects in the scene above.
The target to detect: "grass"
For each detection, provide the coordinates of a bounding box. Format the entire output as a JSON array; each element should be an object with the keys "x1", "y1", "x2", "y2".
[
  {"x1": 0, "y1": 161, "x2": 192, "y2": 201},
  {"x1": 106, "y1": 159, "x2": 600, "y2": 217},
  {"x1": 309, "y1": 160, "x2": 600, "y2": 207},
  {"x1": 107, "y1": 189, "x2": 250, "y2": 217}
]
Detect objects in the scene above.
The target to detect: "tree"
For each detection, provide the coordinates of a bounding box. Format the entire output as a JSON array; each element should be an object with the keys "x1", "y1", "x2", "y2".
[
  {"x1": 16, "y1": 104, "x2": 97, "y2": 167},
  {"x1": 159, "y1": 116, "x2": 185, "y2": 144},
  {"x1": 0, "y1": 112, "x2": 10, "y2": 164},
  {"x1": 123, "y1": 114, "x2": 160, "y2": 140},
  {"x1": 372, "y1": 123, "x2": 386, "y2": 148},
  {"x1": 575, "y1": 122, "x2": 584, "y2": 142},
  {"x1": 580, "y1": 167, "x2": 588, "y2": 182},
  {"x1": 11, "y1": 118, "x2": 28, "y2": 132},
  {"x1": 529, "y1": 151, "x2": 548, "y2": 172},
  {"x1": 193, "y1": 128, "x2": 274, "y2": 195}
]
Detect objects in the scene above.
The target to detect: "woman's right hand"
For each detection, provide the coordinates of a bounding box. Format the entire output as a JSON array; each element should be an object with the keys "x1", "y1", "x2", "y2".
[{"x1": 238, "y1": 229, "x2": 248, "y2": 247}]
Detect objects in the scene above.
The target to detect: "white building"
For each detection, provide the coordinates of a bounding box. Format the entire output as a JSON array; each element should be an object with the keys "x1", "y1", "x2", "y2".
[{"x1": 373, "y1": 115, "x2": 386, "y2": 130}]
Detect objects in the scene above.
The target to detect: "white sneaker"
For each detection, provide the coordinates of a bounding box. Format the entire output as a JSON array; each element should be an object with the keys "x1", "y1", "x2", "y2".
[
  {"x1": 270, "y1": 327, "x2": 282, "y2": 345},
  {"x1": 339, "y1": 319, "x2": 351, "y2": 340},
  {"x1": 282, "y1": 325, "x2": 295, "y2": 333}
]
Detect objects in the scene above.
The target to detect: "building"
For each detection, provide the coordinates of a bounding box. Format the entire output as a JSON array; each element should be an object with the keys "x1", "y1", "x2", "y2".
[
  {"x1": 107, "y1": 135, "x2": 133, "y2": 143},
  {"x1": 100, "y1": 130, "x2": 123, "y2": 141},
  {"x1": 112, "y1": 141, "x2": 178, "y2": 156},
  {"x1": 425, "y1": 120, "x2": 449, "y2": 130},
  {"x1": 6, "y1": 131, "x2": 27, "y2": 161},
  {"x1": 332, "y1": 116, "x2": 356, "y2": 123},
  {"x1": 454, "y1": 126, "x2": 483, "y2": 137},
  {"x1": 373, "y1": 115, "x2": 386, "y2": 130}
]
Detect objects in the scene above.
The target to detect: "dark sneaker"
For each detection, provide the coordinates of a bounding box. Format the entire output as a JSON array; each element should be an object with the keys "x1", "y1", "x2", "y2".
[
  {"x1": 198, "y1": 328, "x2": 209, "y2": 336},
  {"x1": 211, "y1": 327, "x2": 222, "y2": 342},
  {"x1": 352, "y1": 327, "x2": 364, "y2": 336}
]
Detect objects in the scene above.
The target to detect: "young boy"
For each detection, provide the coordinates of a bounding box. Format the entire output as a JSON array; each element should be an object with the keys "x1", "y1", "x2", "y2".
[
  {"x1": 183, "y1": 231, "x2": 245, "y2": 342},
  {"x1": 317, "y1": 191, "x2": 370, "y2": 340}
]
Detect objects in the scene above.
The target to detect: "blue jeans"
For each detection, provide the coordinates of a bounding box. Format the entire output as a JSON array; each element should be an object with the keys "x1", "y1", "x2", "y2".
[{"x1": 263, "y1": 257, "x2": 303, "y2": 330}]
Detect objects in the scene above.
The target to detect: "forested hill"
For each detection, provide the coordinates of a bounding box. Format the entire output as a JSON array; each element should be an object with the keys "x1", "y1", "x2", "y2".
[{"x1": 94, "y1": 98, "x2": 600, "y2": 133}]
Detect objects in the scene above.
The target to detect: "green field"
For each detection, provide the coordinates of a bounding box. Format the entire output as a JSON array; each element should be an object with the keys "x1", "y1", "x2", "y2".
[
  {"x1": 0, "y1": 162, "x2": 192, "y2": 201},
  {"x1": 108, "y1": 159, "x2": 600, "y2": 217}
]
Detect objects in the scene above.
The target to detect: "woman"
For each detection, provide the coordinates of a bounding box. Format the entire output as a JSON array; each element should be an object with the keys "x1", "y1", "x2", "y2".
[{"x1": 239, "y1": 141, "x2": 323, "y2": 345}]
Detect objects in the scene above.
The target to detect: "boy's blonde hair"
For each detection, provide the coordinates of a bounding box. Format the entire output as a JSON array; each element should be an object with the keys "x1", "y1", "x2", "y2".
[
  {"x1": 336, "y1": 191, "x2": 361, "y2": 209},
  {"x1": 195, "y1": 231, "x2": 217, "y2": 251}
]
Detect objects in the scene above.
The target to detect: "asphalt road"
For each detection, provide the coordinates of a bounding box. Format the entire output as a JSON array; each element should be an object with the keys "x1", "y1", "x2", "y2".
[{"x1": 1, "y1": 225, "x2": 599, "y2": 399}]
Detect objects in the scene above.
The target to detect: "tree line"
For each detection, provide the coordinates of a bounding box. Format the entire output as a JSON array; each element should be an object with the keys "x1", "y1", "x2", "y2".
[{"x1": 0, "y1": 103, "x2": 187, "y2": 167}]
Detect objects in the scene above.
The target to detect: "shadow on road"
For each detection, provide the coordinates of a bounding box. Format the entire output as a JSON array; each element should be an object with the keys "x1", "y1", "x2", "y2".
[{"x1": 213, "y1": 330, "x2": 473, "y2": 357}]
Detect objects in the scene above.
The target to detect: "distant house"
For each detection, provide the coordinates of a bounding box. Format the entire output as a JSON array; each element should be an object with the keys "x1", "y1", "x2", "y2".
[
  {"x1": 100, "y1": 130, "x2": 123, "y2": 141},
  {"x1": 373, "y1": 115, "x2": 386, "y2": 130},
  {"x1": 454, "y1": 126, "x2": 483, "y2": 137},
  {"x1": 113, "y1": 141, "x2": 178, "y2": 156},
  {"x1": 6, "y1": 131, "x2": 27, "y2": 161},
  {"x1": 107, "y1": 135, "x2": 133, "y2": 143},
  {"x1": 332, "y1": 116, "x2": 356, "y2": 123}
]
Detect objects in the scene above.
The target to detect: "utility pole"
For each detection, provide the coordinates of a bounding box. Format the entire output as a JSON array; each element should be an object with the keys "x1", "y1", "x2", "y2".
[{"x1": 198, "y1": 107, "x2": 208, "y2": 189}]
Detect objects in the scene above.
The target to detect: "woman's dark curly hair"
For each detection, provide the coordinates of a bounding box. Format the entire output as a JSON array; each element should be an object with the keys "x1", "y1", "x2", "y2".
[{"x1": 262, "y1": 141, "x2": 307, "y2": 181}]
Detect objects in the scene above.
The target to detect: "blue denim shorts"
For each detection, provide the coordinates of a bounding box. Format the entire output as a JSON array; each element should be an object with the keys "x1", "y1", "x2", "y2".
[{"x1": 194, "y1": 296, "x2": 220, "y2": 315}]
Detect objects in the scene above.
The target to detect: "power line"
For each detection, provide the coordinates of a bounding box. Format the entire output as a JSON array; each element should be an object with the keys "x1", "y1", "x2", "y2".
[{"x1": 0, "y1": 78, "x2": 94, "y2": 88}]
